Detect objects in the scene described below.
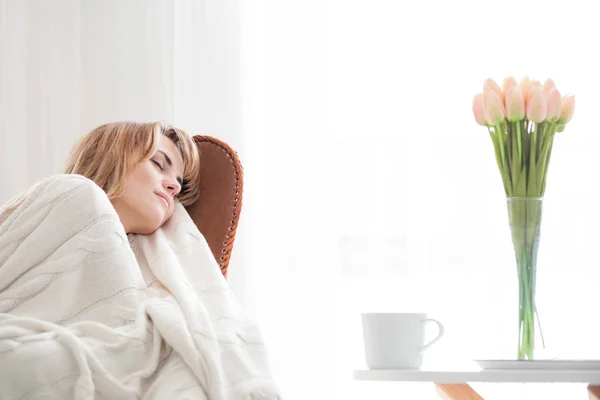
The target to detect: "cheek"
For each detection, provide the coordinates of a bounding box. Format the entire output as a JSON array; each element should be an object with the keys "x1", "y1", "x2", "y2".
[
  {"x1": 139, "y1": 163, "x2": 162, "y2": 186},
  {"x1": 126, "y1": 164, "x2": 164, "y2": 214}
]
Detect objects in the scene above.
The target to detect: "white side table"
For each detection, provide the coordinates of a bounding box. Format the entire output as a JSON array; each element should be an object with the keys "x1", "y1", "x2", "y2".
[{"x1": 354, "y1": 367, "x2": 600, "y2": 399}]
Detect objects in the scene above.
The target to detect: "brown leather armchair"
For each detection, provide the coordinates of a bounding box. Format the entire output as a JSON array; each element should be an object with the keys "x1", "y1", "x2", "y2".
[{"x1": 185, "y1": 136, "x2": 243, "y2": 279}]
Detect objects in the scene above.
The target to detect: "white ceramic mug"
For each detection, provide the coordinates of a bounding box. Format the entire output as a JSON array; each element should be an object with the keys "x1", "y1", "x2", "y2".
[{"x1": 362, "y1": 312, "x2": 444, "y2": 369}]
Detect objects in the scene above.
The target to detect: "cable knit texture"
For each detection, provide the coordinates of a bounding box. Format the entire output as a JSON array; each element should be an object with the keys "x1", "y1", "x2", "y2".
[{"x1": 0, "y1": 174, "x2": 281, "y2": 400}]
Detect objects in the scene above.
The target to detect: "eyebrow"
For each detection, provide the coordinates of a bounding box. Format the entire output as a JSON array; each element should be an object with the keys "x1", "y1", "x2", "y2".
[{"x1": 157, "y1": 150, "x2": 183, "y2": 185}]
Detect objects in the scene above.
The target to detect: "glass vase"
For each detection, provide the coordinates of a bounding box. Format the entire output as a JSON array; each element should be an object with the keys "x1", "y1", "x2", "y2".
[{"x1": 506, "y1": 197, "x2": 545, "y2": 360}]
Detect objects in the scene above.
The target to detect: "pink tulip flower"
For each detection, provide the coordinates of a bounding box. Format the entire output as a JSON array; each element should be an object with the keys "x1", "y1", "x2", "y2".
[
  {"x1": 520, "y1": 77, "x2": 533, "y2": 100},
  {"x1": 472, "y1": 93, "x2": 487, "y2": 126},
  {"x1": 484, "y1": 78, "x2": 504, "y2": 102},
  {"x1": 526, "y1": 87, "x2": 547, "y2": 123},
  {"x1": 559, "y1": 95, "x2": 575, "y2": 123},
  {"x1": 505, "y1": 86, "x2": 525, "y2": 122},
  {"x1": 484, "y1": 91, "x2": 506, "y2": 126},
  {"x1": 543, "y1": 79, "x2": 556, "y2": 94},
  {"x1": 503, "y1": 77, "x2": 518, "y2": 97},
  {"x1": 545, "y1": 89, "x2": 562, "y2": 122}
]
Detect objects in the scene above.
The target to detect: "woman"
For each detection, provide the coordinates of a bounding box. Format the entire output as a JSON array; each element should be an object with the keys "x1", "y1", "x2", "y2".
[
  {"x1": 64, "y1": 121, "x2": 200, "y2": 234},
  {"x1": 0, "y1": 121, "x2": 201, "y2": 327},
  {"x1": 0, "y1": 122, "x2": 281, "y2": 399}
]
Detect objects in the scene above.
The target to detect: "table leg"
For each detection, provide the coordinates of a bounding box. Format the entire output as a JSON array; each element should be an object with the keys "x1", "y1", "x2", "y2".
[
  {"x1": 435, "y1": 383, "x2": 484, "y2": 400},
  {"x1": 589, "y1": 385, "x2": 600, "y2": 400}
]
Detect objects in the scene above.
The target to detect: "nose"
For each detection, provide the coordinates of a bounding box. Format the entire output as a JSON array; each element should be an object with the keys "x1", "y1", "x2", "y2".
[{"x1": 163, "y1": 176, "x2": 181, "y2": 197}]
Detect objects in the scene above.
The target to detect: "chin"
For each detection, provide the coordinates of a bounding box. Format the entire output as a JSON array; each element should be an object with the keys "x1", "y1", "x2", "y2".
[
  {"x1": 140, "y1": 224, "x2": 161, "y2": 235},
  {"x1": 136, "y1": 210, "x2": 166, "y2": 235},
  {"x1": 130, "y1": 223, "x2": 159, "y2": 235}
]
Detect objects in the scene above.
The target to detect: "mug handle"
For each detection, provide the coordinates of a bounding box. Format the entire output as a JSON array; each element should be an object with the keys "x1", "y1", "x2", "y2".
[{"x1": 419, "y1": 318, "x2": 444, "y2": 351}]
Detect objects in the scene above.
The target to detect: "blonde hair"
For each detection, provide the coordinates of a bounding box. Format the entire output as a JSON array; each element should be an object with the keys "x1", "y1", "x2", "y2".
[{"x1": 64, "y1": 121, "x2": 200, "y2": 206}]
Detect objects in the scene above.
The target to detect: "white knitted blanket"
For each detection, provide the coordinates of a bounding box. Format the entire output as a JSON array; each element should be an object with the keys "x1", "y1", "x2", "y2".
[{"x1": 0, "y1": 174, "x2": 280, "y2": 400}]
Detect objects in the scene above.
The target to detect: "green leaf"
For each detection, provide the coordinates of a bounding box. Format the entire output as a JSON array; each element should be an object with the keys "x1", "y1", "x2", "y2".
[
  {"x1": 490, "y1": 132, "x2": 503, "y2": 169},
  {"x1": 527, "y1": 122, "x2": 537, "y2": 196},
  {"x1": 539, "y1": 133, "x2": 556, "y2": 195},
  {"x1": 488, "y1": 130, "x2": 506, "y2": 195},
  {"x1": 495, "y1": 125, "x2": 512, "y2": 191},
  {"x1": 515, "y1": 167, "x2": 528, "y2": 197},
  {"x1": 536, "y1": 122, "x2": 547, "y2": 159},
  {"x1": 511, "y1": 123, "x2": 520, "y2": 193},
  {"x1": 522, "y1": 120, "x2": 530, "y2": 167}
]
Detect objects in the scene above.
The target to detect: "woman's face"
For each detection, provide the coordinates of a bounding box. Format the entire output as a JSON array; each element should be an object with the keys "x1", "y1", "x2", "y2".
[{"x1": 111, "y1": 135, "x2": 185, "y2": 234}]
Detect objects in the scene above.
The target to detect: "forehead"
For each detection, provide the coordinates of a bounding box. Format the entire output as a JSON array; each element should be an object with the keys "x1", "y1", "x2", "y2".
[{"x1": 157, "y1": 135, "x2": 184, "y2": 172}]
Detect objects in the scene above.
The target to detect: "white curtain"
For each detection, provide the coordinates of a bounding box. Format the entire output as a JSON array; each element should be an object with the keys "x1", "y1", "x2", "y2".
[
  {"x1": 2, "y1": 1, "x2": 600, "y2": 399},
  {"x1": 0, "y1": 0, "x2": 242, "y2": 204}
]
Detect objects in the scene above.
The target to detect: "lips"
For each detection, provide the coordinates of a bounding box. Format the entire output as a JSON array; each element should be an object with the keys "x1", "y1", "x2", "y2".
[{"x1": 155, "y1": 192, "x2": 170, "y2": 209}]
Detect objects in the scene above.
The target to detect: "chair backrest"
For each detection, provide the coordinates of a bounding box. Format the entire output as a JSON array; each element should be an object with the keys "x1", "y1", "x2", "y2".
[{"x1": 185, "y1": 136, "x2": 243, "y2": 279}]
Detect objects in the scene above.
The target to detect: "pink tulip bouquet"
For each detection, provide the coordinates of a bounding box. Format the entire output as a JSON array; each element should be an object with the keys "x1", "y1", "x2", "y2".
[{"x1": 472, "y1": 76, "x2": 575, "y2": 360}]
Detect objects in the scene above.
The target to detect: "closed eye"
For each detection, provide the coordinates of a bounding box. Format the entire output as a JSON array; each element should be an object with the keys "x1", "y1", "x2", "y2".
[{"x1": 152, "y1": 160, "x2": 164, "y2": 170}]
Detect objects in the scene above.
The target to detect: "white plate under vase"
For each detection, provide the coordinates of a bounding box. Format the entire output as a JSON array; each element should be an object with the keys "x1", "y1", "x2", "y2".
[{"x1": 475, "y1": 360, "x2": 600, "y2": 370}]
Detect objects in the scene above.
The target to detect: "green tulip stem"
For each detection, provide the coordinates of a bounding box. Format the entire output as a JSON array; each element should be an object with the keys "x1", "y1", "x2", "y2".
[{"x1": 515, "y1": 121, "x2": 523, "y2": 170}]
